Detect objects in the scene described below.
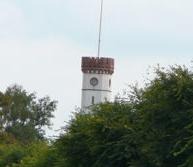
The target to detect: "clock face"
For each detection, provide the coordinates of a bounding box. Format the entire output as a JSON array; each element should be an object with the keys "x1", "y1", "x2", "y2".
[{"x1": 90, "y1": 77, "x2": 98, "y2": 86}]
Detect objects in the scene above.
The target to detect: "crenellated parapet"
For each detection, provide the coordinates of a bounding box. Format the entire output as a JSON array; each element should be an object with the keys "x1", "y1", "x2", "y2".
[{"x1": 81, "y1": 57, "x2": 114, "y2": 74}]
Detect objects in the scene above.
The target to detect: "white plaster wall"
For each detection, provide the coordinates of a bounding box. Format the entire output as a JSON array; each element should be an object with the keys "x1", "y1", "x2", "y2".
[{"x1": 81, "y1": 73, "x2": 113, "y2": 108}]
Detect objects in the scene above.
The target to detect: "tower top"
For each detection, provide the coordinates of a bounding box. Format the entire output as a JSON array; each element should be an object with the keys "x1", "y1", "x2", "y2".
[{"x1": 81, "y1": 57, "x2": 114, "y2": 74}]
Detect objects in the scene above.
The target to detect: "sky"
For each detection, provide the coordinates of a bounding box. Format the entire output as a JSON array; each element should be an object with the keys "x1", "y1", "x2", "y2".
[{"x1": 0, "y1": 0, "x2": 193, "y2": 136}]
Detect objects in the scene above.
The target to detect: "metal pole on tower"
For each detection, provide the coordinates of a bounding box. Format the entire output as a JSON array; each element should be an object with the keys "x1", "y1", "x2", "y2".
[{"x1": 97, "y1": 0, "x2": 103, "y2": 58}]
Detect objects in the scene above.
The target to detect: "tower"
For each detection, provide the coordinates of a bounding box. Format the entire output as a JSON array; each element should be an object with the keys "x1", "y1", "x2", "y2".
[
  {"x1": 81, "y1": 0, "x2": 115, "y2": 108},
  {"x1": 81, "y1": 57, "x2": 114, "y2": 108}
]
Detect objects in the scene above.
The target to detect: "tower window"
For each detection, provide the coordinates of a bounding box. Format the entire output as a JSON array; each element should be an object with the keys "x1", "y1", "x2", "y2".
[
  {"x1": 92, "y1": 96, "x2": 95, "y2": 105},
  {"x1": 109, "y1": 79, "x2": 111, "y2": 88},
  {"x1": 105, "y1": 97, "x2": 107, "y2": 102}
]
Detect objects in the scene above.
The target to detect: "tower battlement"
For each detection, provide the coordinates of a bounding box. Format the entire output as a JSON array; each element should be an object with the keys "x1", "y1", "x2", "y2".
[{"x1": 81, "y1": 57, "x2": 114, "y2": 74}]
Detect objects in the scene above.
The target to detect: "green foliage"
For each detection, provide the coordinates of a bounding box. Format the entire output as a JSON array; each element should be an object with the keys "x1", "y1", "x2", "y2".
[
  {"x1": 0, "y1": 85, "x2": 58, "y2": 167},
  {"x1": 0, "y1": 140, "x2": 56, "y2": 167},
  {"x1": 2, "y1": 65, "x2": 193, "y2": 167},
  {"x1": 0, "y1": 144, "x2": 25, "y2": 167},
  {"x1": 55, "y1": 65, "x2": 193, "y2": 167},
  {"x1": 17, "y1": 142, "x2": 57, "y2": 167},
  {"x1": 55, "y1": 104, "x2": 143, "y2": 167},
  {"x1": 137, "y1": 65, "x2": 193, "y2": 167},
  {"x1": 0, "y1": 133, "x2": 25, "y2": 167},
  {"x1": 0, "y1": 85, "x2": 57, "y2": 142}
]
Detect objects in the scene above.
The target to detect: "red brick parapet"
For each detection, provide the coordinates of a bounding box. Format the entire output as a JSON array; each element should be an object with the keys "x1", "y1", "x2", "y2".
[{"x1": 81, "y1": 57, "x2": 114, "y2": 74}]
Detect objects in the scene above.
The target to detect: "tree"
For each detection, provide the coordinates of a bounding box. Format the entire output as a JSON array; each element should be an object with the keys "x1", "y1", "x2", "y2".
[
  {"x1": 0, "y1": 84, "x2": 57, "y2": 142},
  {"x1": 0, "y1": 138, "x2": 56, "y2": 167},
  {"x1": 129, "y1": 65, "x2": 193, "y2": 167},
  {"x1": 17, "y1": 142, "x2": 57, "y2": 167},
  {"x1": 2, "y1": 65, "x2": 192, "y2": 167},
  {"x1": 55, "y1": 103, "x2": 143, "y2": 167},
  {"x1": 55, "y1": 65, "x2": 193, "y2": 167}
]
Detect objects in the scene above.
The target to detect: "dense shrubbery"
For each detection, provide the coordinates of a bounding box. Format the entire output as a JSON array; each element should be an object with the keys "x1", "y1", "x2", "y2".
[
  {"x1": 0, "y1": 85, "x2": 57, "y2": 167},
  {"x1": 55, "y1": 65, "x2": 193, "y2": 167},
  {"x1": 1, "y1": 65, "x2": 193, "y2": 167}
]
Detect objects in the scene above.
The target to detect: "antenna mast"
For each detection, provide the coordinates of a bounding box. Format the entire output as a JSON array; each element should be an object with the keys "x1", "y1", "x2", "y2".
[{"x1": 97, "y1": 0, "x2": 104, "y2": 58}]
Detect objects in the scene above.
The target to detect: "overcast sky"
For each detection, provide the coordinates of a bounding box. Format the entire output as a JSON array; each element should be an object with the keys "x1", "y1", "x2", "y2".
[{"x1": 0, "y1": 0, "x2": 193, "y2": 136}]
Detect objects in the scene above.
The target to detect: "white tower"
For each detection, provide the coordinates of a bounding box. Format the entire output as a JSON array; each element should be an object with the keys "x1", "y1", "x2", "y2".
[{"x1": 81, "y1": 57, "x2": 114, "y2": 108}]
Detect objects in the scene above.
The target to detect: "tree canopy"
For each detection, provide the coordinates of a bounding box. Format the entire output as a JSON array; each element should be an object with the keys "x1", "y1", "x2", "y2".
[
  {"x1": 0, "y1": 84, "x2": 57, "y2": 142},
  {"x1": 1, "y1": 65, "x2": 193, "y2": 167},
  {"x1": 55, "y1": 65, "x2": 193, "y2": 167}
]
